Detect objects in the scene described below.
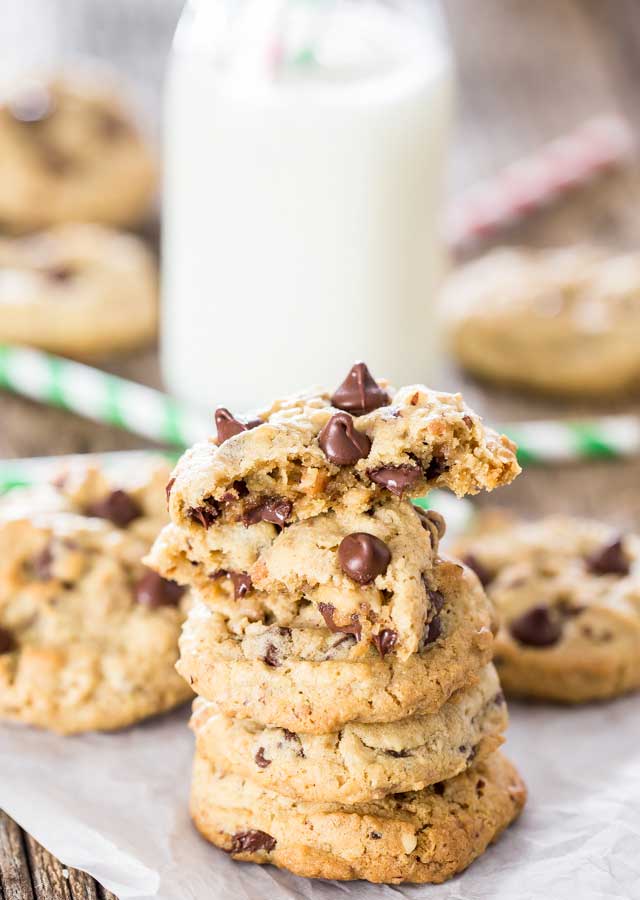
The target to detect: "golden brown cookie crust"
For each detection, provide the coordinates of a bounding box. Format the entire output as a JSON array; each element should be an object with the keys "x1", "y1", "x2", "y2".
[{"x1": 190, "y1": 750, "x2": 526, "y2": 884}]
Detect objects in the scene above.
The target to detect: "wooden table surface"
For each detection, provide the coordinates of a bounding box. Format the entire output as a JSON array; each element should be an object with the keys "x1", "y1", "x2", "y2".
[{"x1": 2, "y1": 1, "x2": 640, "y2": 896}]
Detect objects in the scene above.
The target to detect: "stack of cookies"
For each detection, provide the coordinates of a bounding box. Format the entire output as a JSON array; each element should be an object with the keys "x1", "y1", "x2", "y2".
[{"x1": 148, "y1": 363, "x2": 527, "y2": 884}]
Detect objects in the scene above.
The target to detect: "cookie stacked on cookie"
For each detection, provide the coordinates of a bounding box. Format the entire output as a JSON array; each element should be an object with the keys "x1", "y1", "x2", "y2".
[{"x1": 148, "y1": 363, "x2": 527, "y2": 884}]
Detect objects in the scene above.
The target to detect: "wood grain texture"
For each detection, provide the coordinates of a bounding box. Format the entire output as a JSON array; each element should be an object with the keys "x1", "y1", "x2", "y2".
[{"x1": 2, "y1": 0, "x2": 640, "y2": 897}]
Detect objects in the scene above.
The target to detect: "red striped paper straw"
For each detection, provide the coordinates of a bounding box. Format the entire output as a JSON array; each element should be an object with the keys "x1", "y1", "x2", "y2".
[{"x1": 446, "y1": 115, "x2": 635, "y2": 252}]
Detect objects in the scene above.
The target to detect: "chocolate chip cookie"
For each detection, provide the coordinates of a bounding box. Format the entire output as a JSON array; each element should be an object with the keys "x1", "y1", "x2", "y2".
[
  {"x1": 0, "y1": 224, "x2": 157, "y2": 355},
  {"x1": 190, "y1": 749, "x2": 526, "y2": 884},
  {"x1": 0, "y1": 462, "x2": 191, "y2": 733},
  {"x1": 454, "y1": 514, "x2": 640, "y2": 702},
  {"x1": 191, "y1": 663, "x2": 506, "y2": 803},
  {"x1": 166, "y1": 363, "x2": 520, "y2": 534},
  {"x1": 0, "y1": 74, "x2": 157, "y2": 231},
  {"x1": 148, "y1": 500, "x2": 446, "y2": 661},
  {"x1": 443, "y1": 245, "x2": 640, "y2": 397},
  {"x1": 177, "y1": 556, "x2": 496, "y2": 733}
]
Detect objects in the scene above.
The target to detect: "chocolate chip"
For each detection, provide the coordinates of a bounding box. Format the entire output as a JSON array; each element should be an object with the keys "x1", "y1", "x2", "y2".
[
  {"x1": 586, "y1": 538, "x2": 630, "y2": 576},
  {"x1": 331, "y1": 362, "x2": 390, "y2": 416},
  {"x1": 338, "y1": 533, "x2": 391, "y2": 585},
  {"x1": 85, "y1": 490, "x2": 142, "y2": 527},
  {"x1": 254, "y1": 747, "x2": 271, "y2": 768},
  {"x1": 220, "y1": 480, "x2": 249, "y2": 502},
  {"x1": 423, "y1": 615, "x2": 442, "y2": 645},
  {"x1": 372, "y1": 628, "x2": 398, "y2": 657},
  {"x1": 188, "y1": 498, "x2": 220, "y2": 528},
  {"x1": 318, "y1": 602, "x2": 362, "y2": 640},
  {"x1": 462, "y1": 554, "x2": 493, "y2": 588},
  {"x1": 135, "y1": 569, "x2": 185, "y2": 608},
  {"x1": 165, "y1": 478, "x2": 175, "y2": 507},
  {"x1": 44, "y1": 264, "x2": 74, "y2": 283},
  {"x1": 385, "y1": 748, "x2": 410, "y2": 758},
  {"x1": 0, "y1": 628, "x2": 15, "y2": 654},
  {"x1": 231, "y1": 830, "x2": 276, "y2": 854},
  {"x1": 509, "y1": 604, "x2": 562, "y2": 647},
  {"x1": 96, "y1": 109, "x2": 130, "y2": 140},
  {"x1": 242, "y1": 497, "x2": 292, "y2": 528},
  {"x1": 367, "y1": 464, "x2": 421, "y2": 497},
  {"x1": 211, "y1": 569, "x2": 252, "y2": 600},
  {"x1": 433, "y1": 782, "x2": 445, "y2": 796},
  {"x1": 424, "y1": 454, "x2": 448, "y2": 480},
  {"x1": 369, "y1": 831, "x2": 382, "y2": 840},
  {"x1": 282, "y1": 729, "x2": 305, "y2": 757},
  {"x1": 215, "y1": 408, "x2": 261, "y2": 445},
  {"x1": 32, "y1": 545, "x2": 53, "y2": 580},
  {"x1": 426, "y1": 587, "x2": 445, "y2": 613},
  {"x1": 318, "y1": 413, "x2": 371, "y2": 465},
  {"x1": 262, "y1": 629, "x2": 290, "y2": 668}
]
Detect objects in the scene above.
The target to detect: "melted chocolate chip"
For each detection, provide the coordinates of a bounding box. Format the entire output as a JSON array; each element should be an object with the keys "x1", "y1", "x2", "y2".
[
  {"x1": 188, "y1": 498, "x2": 220, "y2": 528},
  {"x1": 263, "y1": 643, "x2": 280, "y2": 667},
  {"x1": 135, "y1": 569, "x2": 185, "y2": 608},
  {"x1": 331, "y1": 362, "x2": 390, "y2": 416},
  {"x1": 0, "y1": 628, "x2": 15, "y2": 654},
  {"x1": 414, "y1": 506, "x2": 446, "y2": 544},
  {"x1": 85, "y1": 490, "x2": 142, "y2": 527},
  {"x1": 318, "y1": 602, "x2": 362, "y2": 640},
  {"x1": 367, "y1": 464, "x2": 421, "y2": 497},
  {"x1": 462, "y1": 554, "x2": 493, "y2": 588},
  {"x1": 254, "y1": 747, "x2": 271, "y2": 768},
  {"x1": 433, "y1": 782, "x2": 445, "y2": 796},
  {"x1": 318, "y1": 413, "x2": 371, "y2": 465},
  {"x1": 586, "y1": 538, "x2": 630, "y2": 576},
  {"x1": 242, "y1": 497, "x2": 292, "y2": 528},
  {"x1": 509, "y1": 604, "x2": 562, "y2": 647},
  {"x1": 424, "y1": 454, "x2": 448, "y2": 480},
  {"x1": 369, "y1": 831, "x2": 382, "y2": 840},
  {"x1": 423, "y1": 615, "x2": 442, "y2": 645},
  {"x1": 372, "y1": 629, "x2": 398, "y2": 657},
  {"x1": 165, "y1": 478, "x2": 175, "y2": 507},
  {"x1": 338, "y1": 532, "x2": 391, "y2": 585},
  {"x1": 215, "y1": 408, "x2": 261, "y2": 445},
  {"x1": 32, "y1": 545, "x2": 53, "y2": 580},
  {"x1": 211, "y1": 569, "x2": 252, "y2": 600},
  {"x1": 231, "y1": 830, "x2": 276, "y2": 854},
  {"x1": 385, "y1": 748, "x2": 411, "y2": 758}
]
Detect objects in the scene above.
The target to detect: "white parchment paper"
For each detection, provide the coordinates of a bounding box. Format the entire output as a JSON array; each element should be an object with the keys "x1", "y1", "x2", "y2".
[{"x1": 1, "y1": 695, "x2": 639, "y2": 900}]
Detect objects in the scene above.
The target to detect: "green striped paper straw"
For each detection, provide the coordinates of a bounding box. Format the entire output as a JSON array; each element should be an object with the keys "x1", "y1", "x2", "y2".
[
  {"x1": 503, "y1": 415, "x2": 640, "y2": 465},
  {"x1": 0, "y1": 450, "x2": 180, "y2": 495},
  {"x1": 0, "y1": 345, "x2": 209, "y2": 449}
]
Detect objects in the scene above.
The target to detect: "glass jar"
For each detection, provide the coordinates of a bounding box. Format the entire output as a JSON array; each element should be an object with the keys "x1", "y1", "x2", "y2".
[{"x1": 162, "y1": 0, "x2": 454, "y2": 411}]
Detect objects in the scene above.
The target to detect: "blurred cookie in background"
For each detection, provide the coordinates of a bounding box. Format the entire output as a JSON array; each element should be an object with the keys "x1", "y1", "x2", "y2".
[
  {"x1": 453, "y1": 512, "x2": 640, "y2": 703},
  {"x1": 442, "y1": 246, "x2": 640, "y2": 398},
  {"x1": 0, "y1": 224, "x2": 157, "y2": 355},
  {"x1": 0, "y1": 460, "x2": 192, "y2": 734},
  {"x1": 0, "y1": 73, "x2": 157, "y2": 232}
]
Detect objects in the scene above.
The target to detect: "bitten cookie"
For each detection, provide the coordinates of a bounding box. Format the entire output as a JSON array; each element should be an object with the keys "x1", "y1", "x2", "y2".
[
  {"x1": 0, "y1": 74, "x2": 157, "y2": 231},
  {"x1": 190, "y1": 750, "x2": 526, "y2": 884},
  {"x1": 177, "y1": 556, "x2": 496, "y2": 733},
  {"x1": 0, "y1": 462, "x2": 192, "y2": 733},
  {"x1": 191, "y1": 663, "x2": 507, "y2": 803},
  {"x1": 454, "y1": 514, "x2": 640, "y2": 702},
  {"x1": 442, "y1": 246, "x2": 640, "y2": 397},
  {"x1": 148, "y1": 501, "x2": 446, "y2": 661},
  {"x1": 0, "y1": 224, "x2": 157, "y2": 355},
  {"x1": 165, "y1": 363, "x2": 519, "y2": 533}
]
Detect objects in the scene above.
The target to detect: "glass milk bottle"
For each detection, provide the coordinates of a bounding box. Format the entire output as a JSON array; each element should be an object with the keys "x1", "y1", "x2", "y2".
[{"x1": 162, "y1": 0, "x2": 454, "y2": 412}]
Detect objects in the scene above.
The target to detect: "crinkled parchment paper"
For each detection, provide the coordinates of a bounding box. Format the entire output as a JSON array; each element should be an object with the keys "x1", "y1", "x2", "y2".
[{"x1": 1, "y1": 694, "x2": 639, "y2": 900}]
